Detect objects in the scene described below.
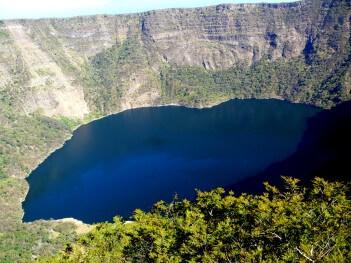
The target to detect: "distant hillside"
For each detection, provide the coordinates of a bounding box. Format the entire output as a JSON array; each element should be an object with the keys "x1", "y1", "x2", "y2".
[
  {"x1": 0, "y1": 0, "x2": 350, "y2": 261},
  {"x1": 0, "y1": 0, "x2": 350, "y2": 118}
]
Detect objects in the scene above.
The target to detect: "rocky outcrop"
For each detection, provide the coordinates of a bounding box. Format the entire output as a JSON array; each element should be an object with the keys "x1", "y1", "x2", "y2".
[
  {"x1": 5, "y1": 23, "x2": 89, "y2": 118},
  {"x1": 139, "y1": 2, "x2": 310, "y2": 69}
]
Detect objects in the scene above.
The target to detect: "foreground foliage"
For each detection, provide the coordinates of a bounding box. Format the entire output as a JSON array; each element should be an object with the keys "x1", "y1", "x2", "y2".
[{"x1": 41, "y1": 177, "x2": 351, "y2": 262}]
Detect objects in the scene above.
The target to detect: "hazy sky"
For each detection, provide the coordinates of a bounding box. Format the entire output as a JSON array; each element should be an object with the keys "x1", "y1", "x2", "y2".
[{"x1": 0, "y1": 0, "x2": 295, "y2": 20}]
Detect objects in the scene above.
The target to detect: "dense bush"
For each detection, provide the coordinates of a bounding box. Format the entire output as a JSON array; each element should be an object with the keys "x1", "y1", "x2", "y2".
[{"x1": 40, "y1": 177, "x2": 351, "y2": 262}]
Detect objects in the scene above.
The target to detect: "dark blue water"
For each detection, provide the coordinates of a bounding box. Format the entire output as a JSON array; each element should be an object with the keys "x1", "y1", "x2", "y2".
[{"x1": 23, "y1": 99, "x2": 320, "y2": 223}]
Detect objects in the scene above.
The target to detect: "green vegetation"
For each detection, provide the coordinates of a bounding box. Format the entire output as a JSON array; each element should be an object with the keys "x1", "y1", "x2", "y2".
[
  {"x1": 0, "y1": 27, "x2": 76, "y2": 261},
  {"x1": 56, "y1": 116, "x2": 82, "y2": 131},
  {"x1": 0, "y1": 101, "x2": 76, "y2": 262},
  {"x1": 160, "y1": 53, "x2": 350, "y2": 108},
  {"x1": 0, "y1": 215, "x2": 78, "y2": 263},
  {"x1": 0, "y1": 176, "x2": 80, "y2": 263},
  {"x1": 86, "y1": 38, "x2": 144, "y2": 112},
  {"x1": 0, "y1": 102, "x2": 71, "y2": 180},
  {"x1": 84, "y1": 34, "x2": 159, "y2": 114},
  {"x1": 0, "y1": 29, "x2": 9, "y2": 39},
  {"x1": 0, "y1": 42, "x2": 79, "y2": 260},
  {"x1": 40, "y1": 177, "x2": 350, "y2": 262}
]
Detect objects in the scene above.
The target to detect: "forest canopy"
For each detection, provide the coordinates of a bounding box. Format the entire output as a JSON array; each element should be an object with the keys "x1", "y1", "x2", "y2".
[{"x1": 40, "y1": 177, "x2": 351, "y2": 262}]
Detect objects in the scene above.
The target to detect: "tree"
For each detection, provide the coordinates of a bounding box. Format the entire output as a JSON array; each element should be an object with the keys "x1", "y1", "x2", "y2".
[{"x1": 39, "y1": 177, "x2": 351, "y2": 262}]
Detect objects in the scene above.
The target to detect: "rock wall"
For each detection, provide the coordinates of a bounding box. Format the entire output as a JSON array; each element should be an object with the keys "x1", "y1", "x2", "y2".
[{"x1": 0, "y1": 0, "x2": 350, "y2": 118}]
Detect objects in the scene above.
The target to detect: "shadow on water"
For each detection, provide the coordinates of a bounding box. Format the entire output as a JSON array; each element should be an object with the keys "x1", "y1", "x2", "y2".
[{"x1": 231, "y1": 101, "x2": 351, "y2": 194}]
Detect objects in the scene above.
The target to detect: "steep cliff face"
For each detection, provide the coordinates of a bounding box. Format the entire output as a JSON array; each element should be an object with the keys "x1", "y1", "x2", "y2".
[
  {"x1": 0, "y1": 0, "x2": 350, "y2": 118},
  {"x1": 5, "y1": 23, "x2": 89, "y2": 118},
  {"x1": 140, "y1": 2, "x2": 309, "y2": 68}
]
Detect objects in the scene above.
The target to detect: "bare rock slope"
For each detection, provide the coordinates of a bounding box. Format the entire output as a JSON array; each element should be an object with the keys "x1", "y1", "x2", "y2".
[{"x1": 5, "y1": 23, "x2": 89, "y2": 118}]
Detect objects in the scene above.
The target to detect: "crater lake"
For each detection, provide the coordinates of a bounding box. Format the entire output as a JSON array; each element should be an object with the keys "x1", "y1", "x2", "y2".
[{"x1": 23, "y1": 99, "x2": 321, "y2": 224}]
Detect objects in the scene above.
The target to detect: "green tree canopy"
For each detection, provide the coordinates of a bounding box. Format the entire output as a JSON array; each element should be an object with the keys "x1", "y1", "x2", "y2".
[{"x1": 40, "y1": 177, "x2": 351, "y2": 262}]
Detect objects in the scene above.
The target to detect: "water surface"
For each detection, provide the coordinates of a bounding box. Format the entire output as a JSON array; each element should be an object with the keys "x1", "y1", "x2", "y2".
[{"x1": 23, "y1": 99, "x2": 320, "y2": 223}]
